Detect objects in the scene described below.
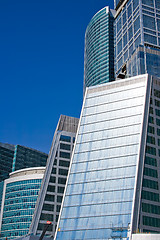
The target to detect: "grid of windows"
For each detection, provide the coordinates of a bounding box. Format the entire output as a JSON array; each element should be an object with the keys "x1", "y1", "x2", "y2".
[
  {"x1": 1, "y1": 178, "x2": 42, "y2": 240},
  {"x1": 0, "y1": 145, "x2": 14, "y2": 182},
  {"x1": 13, "y1": 145, "x2": 48, "y2": 172},
  {"x1": 84, "y1": 7, "x2": 114, "y2": 92},
  {"x1": 140, "y1": 83, "x2": 160, "y2": 232},
  {"x1": 36, "y1": 132, "x2": 76, "y2": 237},
  {"x1": 56, "y1": 77, "x2": 147, "y2": 240},
  {"x1": 115, "y1": 0, "x2": 160, "y2": 78}
]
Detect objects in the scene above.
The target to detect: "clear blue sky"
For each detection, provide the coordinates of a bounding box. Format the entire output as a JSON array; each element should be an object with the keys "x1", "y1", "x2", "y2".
[{"x1": 0, "y1": 0, "x2": 114, "y2": 154}]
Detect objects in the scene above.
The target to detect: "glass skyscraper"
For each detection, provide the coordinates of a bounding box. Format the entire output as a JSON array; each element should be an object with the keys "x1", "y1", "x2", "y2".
[
  {"x1": 83, "y1": 6, "x2": 115, "y2": 93},
  {"x1": 114, "y1": 0, "x2": 160, "y2": 78},
  {"x1": 0, "y1": 143, "x2": 15, "y2": 182},
  {"x1": 0, "y1": 167, "x2": 45, "y2": 240},
  {"x1": 0, "y1": 143, "x2": 48, "y2": 238},
  {"x1": 55, "y1": 74, "x2": 160, "y2": 239},
  {"x1": 29, "y1": 115, "x2": 79, "y2": 238},
  {"x1": 0, "y1": 142, "x2": 48, "y2": 182}
]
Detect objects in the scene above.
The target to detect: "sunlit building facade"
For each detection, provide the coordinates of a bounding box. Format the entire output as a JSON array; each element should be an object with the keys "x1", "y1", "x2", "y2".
[
  {"x1": 55, "y1": 74, "x2": 160, "y2": 240},
  {"x1": 29, "y1": 115, "x2": 79, "y2": 238},
  {"x1": 83, "y1": 6, "x2": 115, "y2": 93},
  {"x1": 114, "y1": 0, "x2": 160, "y2": 78}
]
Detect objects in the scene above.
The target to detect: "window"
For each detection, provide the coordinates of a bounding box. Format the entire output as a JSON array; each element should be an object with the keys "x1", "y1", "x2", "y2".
[
  {"x1": 155, "y1": 99, "x2": 160, "y2": 107},
  {"x1": 58, "y1": 186, "x2": 65, "y2": 193},
  {"x1": 56, "y1": 205, "x2": 61, "y2": 212},
  {"x1": 50, "y1": 176, "x2": 56, "y2": 183},
  {"x1": 143, "y1": 216, "x2": 160, "y2": 227},
  {"x1": 59, "y1": 160, "x2": 70, "y2": 168},
  {"x1": 145, "y1": 156, "x2": 157, "y2": 166},
  {"x1": 60, "y1": 151, "x2": 70, "y2": 159},
  {"x1": 57, "y1": 195, "x2": 63, "y2": 203},
  {"x1": 38, "y1": 223, "x2": 52, "y2": 231},
  {"x1": 59, "y1": 169, "x2": 68, "y2": 176},
  {"x1": 42, "y1": 203, "x2": 54, "y2": 212},
  {"x1": 60, "y1": 135, "x2": 71, "y2": 142},
  {"x1": 47, "y1": 185, "x2": 55, "y2": 192},
  {"x1": 45, "y1": 194, "x2": 55, "y2": 202},
  {"x1": 123, "y1": 11, "x2": 127, "y2": 24},
  {"x1": 147, "y1": 136, "x2": 155, "y2": 145},
  {"x1": 142, "y1": 190, "x2": 159, "y2": 202},
  {"x1": 148, "y1": 116, "x2": 154, "y2": 124},
  {"x1": 58, "y1": 177, "x2": 67, "y2": 185},
  {"x1": 154, "y1": 89, "x2": 160, "y2": 98},
  {"x1": 143, "y1": 178, "x2": 158, "y2": 190},
  {"x1": 117, "y1": 18, "x2": 121, "y2": 33},
  {"x1": 144, "y1": 167, "x2": 158, "y2": 178},
  {"x1": 54, "y1": 159, "x2": 57, "y2": 165},
  {"x1": 52, "y1": 168, "x2": 56, "y2": 174},
  {"x1": 60, "y1": 143, "x2": 70, "y2": 151},
  {"x1": 128, "y1": 26, "x2": 133, "y2": 40},
  {"x1": 143, "y1": 15, "x2": 156, "y2": 30},
  {"x1": 149, "y1": 107, "x2": 153, "y2": 114},
  {"x1": 156, "y1": 109, "x2": 160, "y2": 117},
  {"x1": 146, "y1": 145, "x2": 156, "y2": 155},
  {"x1": 117, "y1": 39, "x2": 122, "y2": 55},
  {"x1": 156, "y1": 118, "x2": 160, "y2": 126},
  {"x1": 40, "y1": 213, "x2": 53, "y2": 221},
  {"x1": 123, "y1": 32, "x2": 127, "y2": 47},
  {"x1": 142, "y1": 203, "x2": 160, "y2": 214},
  {"x1": 134, "y1": 16, "x2": 140, "y2": 34},
  {"x1": 157, "y1": 128, "x2": 160, "y2": 136}
]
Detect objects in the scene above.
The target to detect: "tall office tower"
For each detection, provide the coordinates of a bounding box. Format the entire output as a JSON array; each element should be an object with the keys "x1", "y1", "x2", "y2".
[
  {"x1": 55, "y1": 74, "x2": 160, "y2": 240},
  {"x1": 12, "y1": 145, "x2": 48, "y2": 172},
  {"x1": 0, "y1": 142, "x2": 48, "y2": 181},
  {"x1": 0, "y1": 167, "x2": 45, "y2": 240},
  {"x1": 83, "y1": 6, "x2": 115, "y2": 94},
  {"x1": 114, "y1": 0, "x2": 160, "y2": 79},
  {"x1": 29, "y1": 115, "x2": 79, "y2": 238},
  {"x1": 0, "y1": 143, "x2": 48, "y2": 217}
]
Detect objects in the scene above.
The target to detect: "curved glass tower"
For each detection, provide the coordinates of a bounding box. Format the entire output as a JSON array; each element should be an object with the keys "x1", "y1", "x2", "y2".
[
  {"x1": 83, "y1": 6, "x2": 115, "y2": 93},
  {"x1": 0, "y1": 167, "x2": 45, "y2": 240}
]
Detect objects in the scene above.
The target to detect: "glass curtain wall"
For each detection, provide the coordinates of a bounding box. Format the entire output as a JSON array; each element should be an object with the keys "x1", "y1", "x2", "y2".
[{"x1": 55, "y1": 75, "x2": 149, "y2": 240}]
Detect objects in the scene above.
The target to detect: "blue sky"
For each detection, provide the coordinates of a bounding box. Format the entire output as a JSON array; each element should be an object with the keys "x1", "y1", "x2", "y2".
[{"x1": 0, "y1": 0, "x2": 114, "y2": 153}]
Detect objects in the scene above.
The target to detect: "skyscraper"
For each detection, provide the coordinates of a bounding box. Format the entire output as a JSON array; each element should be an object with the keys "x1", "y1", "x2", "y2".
[
  {"x1": 29, "y1": 115, "x2": 79, "y2": 238},
  {"x1": 12, "y1": 145, "x2": 48, "y2": 172},
  {"x1": 0, "y1": 142, "x2": 48, "y2": 182},
  {"x1": 0, "y1": 143, "x2": 48, "y2": 224},
  {"x1": 114, "y1": 0, "x2": 160, "y2": 78},
  {"x1": 83, "y1": 6, "x2": 115, "y2": 93},
  {"x1": 0, "y1": 167, "x2": 45, "y2": 240},
  {"x1": 55, "y1": 74, "x2": 160, "y2": 240}
]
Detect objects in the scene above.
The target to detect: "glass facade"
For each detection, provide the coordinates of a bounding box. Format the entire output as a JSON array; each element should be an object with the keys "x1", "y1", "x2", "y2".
[
  {"x1": 36, "y1": 134, "x2": 76, "y2": 236},
  {"x1": 0, "y1": 181, "x2": 4, "y2": 213},
  {"x1": 84, "y1": 7, "x2": 115, "y2": 93},
  {"x1": 114, "y1": 0, "x2": 160, "y2": 78},
  {"x1": 55, "y1": 75, "x2": 149, "y2": 240},
  {"x1": 0, "y1": 169, "x2": 44, "y2": 240},
  {"x1": 139, "y1": 78, "x2": 160, "y2": 233},
  {"x1": 0, "y1": 143, "x2": 47, "y2": 182},
  {"x1": 12, "y1": 145, "x2": 48, "y2": 172},
  {"x1": 0, "y1": 143, "x2": 14, "y2": 182},
  {"x1": 29, "y1": 115, "x2": 79, "y2": 239}
]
